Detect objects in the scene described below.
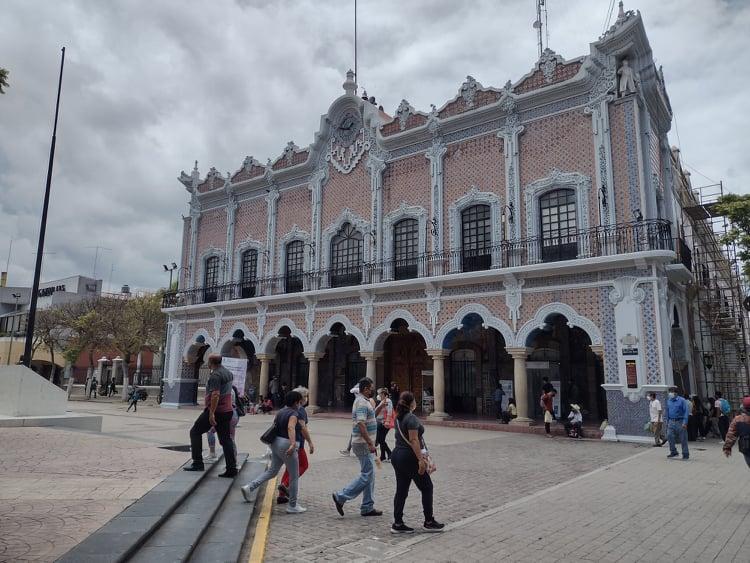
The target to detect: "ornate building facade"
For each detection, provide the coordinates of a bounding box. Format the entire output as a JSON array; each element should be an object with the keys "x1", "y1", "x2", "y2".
[{"x1": 162, "y1": 5, "x2": 708, "y2": 441}]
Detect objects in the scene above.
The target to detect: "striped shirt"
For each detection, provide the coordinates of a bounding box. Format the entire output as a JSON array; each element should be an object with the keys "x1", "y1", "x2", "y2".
[{"x1": 351, "y1": 395, "x2": 377, "y2": 445}]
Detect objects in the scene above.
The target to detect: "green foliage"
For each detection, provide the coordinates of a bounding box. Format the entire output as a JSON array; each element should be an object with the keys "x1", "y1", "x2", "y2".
[
  {"x1": 714, "y1": 193, "x2": 750, "y2": 279},
  {"x1": 0, "y1": 68, "x2": 8, "y2": 94}
]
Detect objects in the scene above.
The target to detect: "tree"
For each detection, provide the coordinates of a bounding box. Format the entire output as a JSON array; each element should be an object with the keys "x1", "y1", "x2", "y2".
[
  {"x1": 58, "y1": 298, "x2": 110, "y2": 371},
  {"x1": 714, "y1": 194, "x2": 750, "y2": 279},
  {"x1": 0, "y1": 68, "x2": 8, "y2": 94},
  {"x1": 32, "y1": 307, "x2": 67, "y2": 368}
]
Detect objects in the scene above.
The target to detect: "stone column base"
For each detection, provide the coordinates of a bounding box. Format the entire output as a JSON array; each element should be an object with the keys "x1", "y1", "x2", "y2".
[
  {"x1": 428, "y1": 411, "x2": 451, "y2": 420},
  {"x1": 307, "y1": 405, "x2": 322, "y2": 414},
  {"x1": 510, "y1": 417, "x2": 533, "y2": 426},
  {"x1": 161, "y1": 378, "x2": 199, "y2": 407}
]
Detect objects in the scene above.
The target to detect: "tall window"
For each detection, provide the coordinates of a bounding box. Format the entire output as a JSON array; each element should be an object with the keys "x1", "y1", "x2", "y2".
[
  {"x1": 461, "y1": 204, "x2": 491, "y2": 272},
  {"x1": 203, "y1": 256, "x2": 220, "y2": 303},
  {"x1": 331, "y1": 222, "x2": 363, "y2": 287},
  {"x1": 540, "y1": 189, "x2": 577, "y2": 262},
  {"x1": 393, "y1": 218, "x2": 418, "y2": 280},
  {"x1": 285, "y1": 241, "x2": 304, "y2": 293},
  {"x1": 240, "y1": 249, "x2": 258, "y2": 298}
]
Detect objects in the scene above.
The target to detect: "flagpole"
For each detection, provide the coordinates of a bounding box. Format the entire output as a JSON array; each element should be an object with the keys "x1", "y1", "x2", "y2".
[{"x1": 23, "y1": 47, "x2": 65, "y2": 368}]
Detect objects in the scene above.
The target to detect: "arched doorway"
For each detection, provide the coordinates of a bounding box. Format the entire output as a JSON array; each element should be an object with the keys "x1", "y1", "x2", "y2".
[
  {"x1": 184, "y1": 335, "x2": 210, "y2": 405},
  {"x1": 269, "y1": 326, "x2": 308, "y2": 397},
  {"x1": 442, "y1": 313, "x2": 512, "y2": 417},
  {"x1": 670, "y1": 306, "x2": 690, "y2": 394},
  {"x1": 382, "y1": 319, "x2": 430, "y2": 411},
  {"x1": 525, "y1": 314, "x2": 606, "y2": 422},
  {"x1": 318, "y1": 322, "x2": 365, "y2": 409}
]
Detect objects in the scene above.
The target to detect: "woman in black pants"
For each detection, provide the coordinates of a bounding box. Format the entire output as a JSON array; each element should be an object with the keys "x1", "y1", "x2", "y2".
[{"x1": 390, "y1": 391, "x2": 444, "y2": 534}]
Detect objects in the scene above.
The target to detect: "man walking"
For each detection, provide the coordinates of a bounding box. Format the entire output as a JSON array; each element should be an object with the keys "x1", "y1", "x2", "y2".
[
  {"x1": 648, "y1": 392, "x2": 666, "y2": 447},
  {"x1": 723, "y1": 396, "x2": 750, "y2": 470},
  {"x1": 184, "y1": 355, "x2": 238, "y2": 477},
  {"x1": 332, "y1": 378, "x2": 385, "y2": 517},
  {"x1": 269, "y1": 376, "x2": 280, "y2": 408},
  {"x1": 665, "y1": 386, "x2": 689, "y2": 460},
  {"x1": 493, "y1": 383, "x2": 505, "y2": 419},
  {"x1": 715, "y1": 391, "x2": 731, "y2": 442}
]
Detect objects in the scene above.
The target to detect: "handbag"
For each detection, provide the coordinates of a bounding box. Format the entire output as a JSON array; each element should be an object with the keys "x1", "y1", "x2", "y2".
[
  {"x1": 396, "y1": 418, "x2": 436, "y2": 475},
  {"x1": 260, "y1": 413, "x2": 278, "y2": 445}
]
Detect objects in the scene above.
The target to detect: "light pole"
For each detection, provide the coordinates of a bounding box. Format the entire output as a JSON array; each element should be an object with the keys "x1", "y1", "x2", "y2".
[
  {"x1": 163, "y1": 262, "x2": 177, "y2": 290},
  {"x1": 6, "y1": 292, "x2": 21, "y2": 365}
]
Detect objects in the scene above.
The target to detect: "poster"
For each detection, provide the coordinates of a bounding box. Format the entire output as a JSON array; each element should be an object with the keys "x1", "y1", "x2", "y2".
[
  {"x1": 498, "y1": 380, "x2": 514, "y2": 405},
  {"x1": 550, "y1": 380, "x2": 561, "y2": 417},
  {"x1": 625, "y1": 360, "x2": 638, "y2": 389},
  {"x1": 221, "y1": 357, "x2": 248, "y2": 396}
]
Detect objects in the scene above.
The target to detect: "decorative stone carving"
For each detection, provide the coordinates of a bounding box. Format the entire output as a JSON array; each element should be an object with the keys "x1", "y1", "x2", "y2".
[
  {"x1": 425, "y1": 139, "x2": 447, "y2": 254},
  {"x1": 309, "y1": 165, "x2": 329, "y2": 270},
  {"x1": 538, "y1": 48, "x2": 559, "y2": 83},
  {"x1": 459, "y1": 75, "x2": 480, "y2": 108},
  {"x1": 503, "y1": 276, "x2": 525, "y2": 332},
  {"x1": 304, "y1": 297, "x2": 316, "y2": 340},
  {"x1": 256, "y1": 303, "x2": 267, "y2": 339},
  {"x1": 617, "y1": 58, "x2": 637, "y2": 97},
  {"x1": 326, "y1": 111, "x2": 369, "y2": 174},
  {"x1": 213, "y1": 308, "x2": 223, "y2": 342},
  {"x1": 608, "y1": 276, "x2": 646, "y2": 305},
  {"x1": 359, "y1": 291, "x2": 374, "y2": 337},
  {"x1": 242, "y1": 155, "x2": 261, "y2": 171},
  {"x1": 395, "y1": 99, "x2": 414, "y2": 131},
  {"x1": 516, "y1": 302, "x2": 603, "y2": 348},
  {"x1": 424, "y1": 285, "x2": 442, "y2": 335},
  {"x1": 283, "y1": 141, "x2": 299, "y2": 165}
]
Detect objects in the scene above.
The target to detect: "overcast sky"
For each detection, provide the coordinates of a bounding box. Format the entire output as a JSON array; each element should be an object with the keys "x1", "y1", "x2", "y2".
[{"x1": 1, "y1": 0, "x2": 748, "y2": 293}]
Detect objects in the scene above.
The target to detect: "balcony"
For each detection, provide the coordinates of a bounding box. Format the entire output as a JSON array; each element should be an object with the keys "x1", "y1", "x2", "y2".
[
  {"x1": 666, "y1": 237, "x2": 693, "y2": 284},
  {"x1": 163, "y1": 219, "x2": 673, "y2": 309}
]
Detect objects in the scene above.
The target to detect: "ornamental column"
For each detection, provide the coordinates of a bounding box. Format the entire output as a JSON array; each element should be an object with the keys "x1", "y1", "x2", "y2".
[
  {"x1": 304, "y1": 352, "x2": 323, "y2": 413},
  {"x1": 427, "y1": 349, "x2": 450, "y2": 419},
  {"x1": 257, "y1": 353, "x2": 273, "y2": 399},
  {"x1": 360, "y1": 352, "x2": 382, "y2": 387},
  {"x1": 507, "y1": 347, "x2": 532, "y2": 424}
]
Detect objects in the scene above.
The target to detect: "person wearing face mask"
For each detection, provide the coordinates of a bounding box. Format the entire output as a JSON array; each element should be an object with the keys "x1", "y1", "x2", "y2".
[
  {"x1": 332, "y1": 378, "x2": 386, "y2": 517},
  {"x1": 647, "y1": 392, "x2": 666, "y2": 447},
  {"x1": 665, "y1": 386, "x2": 690, "y2": 460}
]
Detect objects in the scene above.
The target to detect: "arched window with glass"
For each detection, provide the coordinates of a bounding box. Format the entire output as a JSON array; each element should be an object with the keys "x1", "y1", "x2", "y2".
[
  {"x1": 393, "y1": 218, "x2": 418, "y2": 280},
  {"x1": 330, "y1": 222, "x2": 363, "y2": 287},
  {"x1": 203, "y1": 255, "x2": 220, "y2": 303},
  {"x1": 239, "y1": 249, "x2": 258, "y2": 298},
  {"x1": 539, "y1": 189, "x2": 578, "y2": 262},
  {"x1": 285, "y1": 241, "x2": 304, "y2": 293},
  {"x1": 461, "y1": 204, "x2": 492, "y2": 272}
]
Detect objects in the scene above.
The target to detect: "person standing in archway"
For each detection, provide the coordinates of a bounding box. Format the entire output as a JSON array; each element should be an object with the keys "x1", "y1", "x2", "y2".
[{"x1": 542, "y1": 389, "x2": 556, "y2": 437}]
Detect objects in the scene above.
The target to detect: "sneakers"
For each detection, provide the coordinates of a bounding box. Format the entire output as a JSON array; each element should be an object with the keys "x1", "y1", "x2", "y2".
[
  {"x1": 339, "y1": 449, "x2": 351, "y2": 456},
  {"x1": 204, "y1": 452, "x2": 217, "y2": 462},
  {"x1": 240, "y1": 484, "x2": 256, "y2": 503},
  {"x1": 391, "y1": 523, "x2": 415, "y2": 534},
  {"x1": 361, "y1": 509, "x2": 383, "y2": 517},
  {"x1": 286, "y1": 503, "x2": 307, "y2": 514},
  {"x1": 332, "y1": 493, "x2": 344, "y2": 516},
  {"x1": 423, "y1": 519, "x2": 445, "y2": 532},
  {"x1": 218, "y1": 468, "x2": 238, "y2": 478},
  {"x1": 667, "y1": 452, "x2": 679, "y2": 458}
]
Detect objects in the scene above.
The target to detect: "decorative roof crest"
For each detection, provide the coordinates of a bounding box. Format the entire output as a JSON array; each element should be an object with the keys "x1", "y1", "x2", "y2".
[
  {"x1": 459, "y1": 75, "x2": 481, "y2": 108},
  {"x1": 395, "y1": 99, "x2": 414, "y2": 131}
]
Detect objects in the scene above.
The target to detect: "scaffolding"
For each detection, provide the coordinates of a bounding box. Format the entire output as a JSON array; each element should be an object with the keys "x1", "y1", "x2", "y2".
[{"x1": 683, "y1": 181, "x2": 750, "y2": 407}]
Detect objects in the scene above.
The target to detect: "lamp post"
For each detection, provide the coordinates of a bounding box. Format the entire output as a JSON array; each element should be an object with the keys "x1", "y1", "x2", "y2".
[
  {"x1": 6, "y1": 292, "x2": 21, "y2": 365},
  {"x1": 702, "y1": 352, "x2": 714, "y2": 398},
  {"x1": 163, "y1": 262, "x2": 177, "y2": 290}
]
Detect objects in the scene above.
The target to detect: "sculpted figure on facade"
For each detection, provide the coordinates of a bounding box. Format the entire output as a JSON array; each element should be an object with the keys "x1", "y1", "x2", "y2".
[{"x1": 617, "y1": 58, "x2": 637, "y2": 96}]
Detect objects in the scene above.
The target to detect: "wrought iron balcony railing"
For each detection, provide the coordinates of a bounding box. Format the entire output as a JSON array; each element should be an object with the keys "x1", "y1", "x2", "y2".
[{"x1": 163, "y1": 219, "x2": 673, "y2": 308}]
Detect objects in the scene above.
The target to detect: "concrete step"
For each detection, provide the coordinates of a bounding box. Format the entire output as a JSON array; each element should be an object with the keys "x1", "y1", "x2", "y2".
[
  {"x1": 188, "y1": 459, "x2": 267, "y2": 563},
  {"x1": 127, "y1": 453, "x2": 249, "y2": 563},
  {"x1": 56, "y1": 457, "x2": 223, "y2": 563}
]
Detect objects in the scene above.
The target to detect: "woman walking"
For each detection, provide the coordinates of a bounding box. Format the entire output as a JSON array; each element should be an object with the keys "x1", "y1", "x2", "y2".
[
  {"x1": 390, "y1": 391, "x2": 444, "y2": 534},
  {"x1": 241, "y1": 390, "x2": 306, "y2": 514},
  {"x1": 277, "y1": 387, "x2": 314, "y2": 504},
  {"x1": 376, "y1": 388, "x2": 394, "y2": 462}
]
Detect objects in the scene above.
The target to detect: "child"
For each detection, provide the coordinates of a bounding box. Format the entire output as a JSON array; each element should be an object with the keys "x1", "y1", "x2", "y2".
[{"x1": 375, "y1": 388, "x2": 394, "y2": 462}]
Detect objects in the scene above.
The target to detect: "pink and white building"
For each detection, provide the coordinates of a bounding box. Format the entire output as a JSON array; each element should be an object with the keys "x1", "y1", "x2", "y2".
[{"x1": 162, "y1": 5, "x2": 707, "y2": 441}]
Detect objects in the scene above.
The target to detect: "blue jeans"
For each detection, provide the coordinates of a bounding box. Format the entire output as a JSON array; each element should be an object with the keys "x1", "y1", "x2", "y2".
[
  {"x1": 667, "y1": 420, "x2": 689, "y2": 458},
  {"x1": 336, "y1": 442, "x2": 375, "y2": 514}
]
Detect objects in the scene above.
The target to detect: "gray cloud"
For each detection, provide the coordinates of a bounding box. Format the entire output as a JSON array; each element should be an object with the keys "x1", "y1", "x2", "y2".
[{"x1": 1, "y1": 0, "x2": 748, "y2": 292}]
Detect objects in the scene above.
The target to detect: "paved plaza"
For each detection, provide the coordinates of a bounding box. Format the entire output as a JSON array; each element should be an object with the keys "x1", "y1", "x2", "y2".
[{"x1": 0, "y1": 400, "x2": 749, "y2": 562}]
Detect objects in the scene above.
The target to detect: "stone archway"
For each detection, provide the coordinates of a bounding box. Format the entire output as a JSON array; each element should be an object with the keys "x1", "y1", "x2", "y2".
[{"x1": 379, "y1": 318, "x2": 431, "y2": 412}]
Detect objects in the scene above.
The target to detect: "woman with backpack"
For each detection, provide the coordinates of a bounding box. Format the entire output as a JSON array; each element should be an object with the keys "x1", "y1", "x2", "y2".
[
  {"x1": 390, "y1": 391, "x2": 444, "y2": 534},
  {"x1": 375, "y1": 388, "x2": 394, "y2": 463},
  {"x1": 206, "y1": 385, "x2": 244, "y2": 462},
  {"x1": 241, "y1": 390, "x2": 306, "y2": 514}
]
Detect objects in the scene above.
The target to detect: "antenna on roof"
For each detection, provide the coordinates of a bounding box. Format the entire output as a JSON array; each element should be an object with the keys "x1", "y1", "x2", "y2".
[
  {"x1": 533, "y1": 0, "x2": 549, "y2": 57},
  {"x1": 354, "y1": 0, "x2": 358, "y2": 86}
]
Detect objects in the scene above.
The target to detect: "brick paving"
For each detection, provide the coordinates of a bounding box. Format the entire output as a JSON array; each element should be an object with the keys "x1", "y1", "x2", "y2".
[
  {"x1": 0, "y1": 427, "x2": 185, "y2": 562},
  {"x1": 263, "y1": 435, "x2": 750, "y2": 562}
]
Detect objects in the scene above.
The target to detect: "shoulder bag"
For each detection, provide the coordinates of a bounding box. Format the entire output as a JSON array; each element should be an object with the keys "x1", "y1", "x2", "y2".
[
  {"x1": 260, "y1": 411, "x2": 280, "y2": 445},
  {"x1": 396, "y1": 417, "x2": 437, "y2": 475}
]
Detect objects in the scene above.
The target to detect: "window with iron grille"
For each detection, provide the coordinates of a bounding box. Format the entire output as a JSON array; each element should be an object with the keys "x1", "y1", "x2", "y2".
[
  {"x1": 540, "y1": 189, "x2": 577, "y2": 261},
  {"x1": 393, "y1": 218, "x2": 418, "y2": 280},
  {"x1": 240, "y1": 249, "x2": 258, "y2": 298},
  {"x1": 285, "y1": 241, "x2": 304, "y2": 293},
  {"x1": 461, "y1": 204, "x2": 491, "y2": 272},
  {"x1": 331, "y1": 222, "x2": 363, "y2": 287},
  {"x1": 204, "y1": 256, "x2": 220, "y2": 287}
]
